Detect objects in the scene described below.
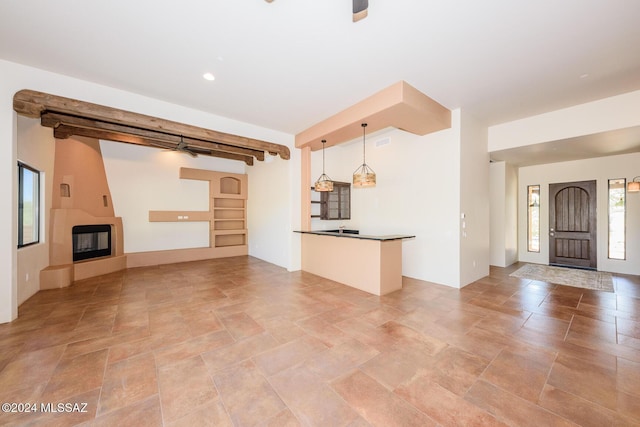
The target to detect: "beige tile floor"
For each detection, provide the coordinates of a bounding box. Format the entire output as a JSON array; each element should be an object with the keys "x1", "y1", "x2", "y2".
[{"x1": 0, "y1": 257, "x2": 639, "y2": 426}]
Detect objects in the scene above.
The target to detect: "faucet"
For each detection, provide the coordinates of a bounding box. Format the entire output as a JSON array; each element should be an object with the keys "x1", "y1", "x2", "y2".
[{"x1": 339, "y1": 225, "x2": 345, "y2": 234}]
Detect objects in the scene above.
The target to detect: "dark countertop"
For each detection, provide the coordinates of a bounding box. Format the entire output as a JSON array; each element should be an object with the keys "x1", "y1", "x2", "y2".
[{"x1": 294, "y1": 230, "x2": 415, "y2": 241}]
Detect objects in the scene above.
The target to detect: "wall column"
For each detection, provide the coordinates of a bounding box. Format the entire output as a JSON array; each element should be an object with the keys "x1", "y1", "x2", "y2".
[
  {"x1": 300, "y1": 146, "x2": 311, "y2": 231},
  {"x1": 0, "y1": 94, "x2": 18, "y2": 322}
]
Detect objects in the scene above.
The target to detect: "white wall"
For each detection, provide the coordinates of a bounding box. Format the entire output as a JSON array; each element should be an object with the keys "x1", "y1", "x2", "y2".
[
  {"x1": 16, "y1": 116, "x2": 55, "y2": 304},
  {"x1": 309, "y1": 111, "x2": 463, "y2": 288},
  {"x1": 247, "y1": 137, "x2": 301, "y2": 271},
  {"x1": 490, "y1": 161, "x2": 518, "y2": 267},
  {"x1": 0, "y1": 62, "x2": 19, "y2": 322},
  {"x1": 518, "y1": 153, "x2": 640, "y2": 275},
  {"x1": 505, "y1": 162, "x2": 518, "y2": 265},
  {"x1": 0, "y1": 59, "x2": 297, "y2": 322},
  {"x1": 490, "y1": 162, "x2": 506, "y2": 266},
  {"x1": 459, "y1": 110, "x2": 490, "y2": 286},
  {"x1": 489, "y1": 90, "x2": 640, "y2": 152},
  {"x1": 101, "y1": 141, "x2": 244, "y2": 253}
]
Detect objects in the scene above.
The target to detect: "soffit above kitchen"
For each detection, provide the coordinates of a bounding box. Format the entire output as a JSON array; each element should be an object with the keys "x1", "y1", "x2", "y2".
[{"x1": 296, "y1": 81, "x2": 451, "y2": 151}]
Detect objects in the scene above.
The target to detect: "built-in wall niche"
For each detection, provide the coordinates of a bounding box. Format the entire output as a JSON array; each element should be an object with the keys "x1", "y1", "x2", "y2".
[
  {"x1": 215, "y1": 233, "x2": 246, "y2": 247},
  {"x1": 212, "y1": 174, "x2": 246, "y2": 251},
  {"x1": 148, "y1": 167, "x2": 248, "y2": 258},
  {"x1": 60, "y1": 183, "x2": 70, "y2": 197},
  {"x1": 220, "y1": 177, "x2": 241, "y2": 195}
]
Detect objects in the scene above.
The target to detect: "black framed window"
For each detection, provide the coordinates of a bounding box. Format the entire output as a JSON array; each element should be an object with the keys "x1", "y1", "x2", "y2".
[{"x1": 18, "y1": 162, "x2": 40, "y2": 248}]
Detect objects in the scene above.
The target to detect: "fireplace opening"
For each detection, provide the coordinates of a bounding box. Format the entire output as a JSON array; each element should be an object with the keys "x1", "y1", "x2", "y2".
[{"x1": 72, "y1": 224, "x2": 112, "y2": 262}]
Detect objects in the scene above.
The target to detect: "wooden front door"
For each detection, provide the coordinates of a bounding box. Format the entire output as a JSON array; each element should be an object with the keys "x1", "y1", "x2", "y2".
[{"x1": 549, "y1": 180, "x2": 597, "y2": 269}]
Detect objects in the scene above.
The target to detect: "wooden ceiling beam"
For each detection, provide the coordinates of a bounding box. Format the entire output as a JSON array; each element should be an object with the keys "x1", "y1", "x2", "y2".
[
  {"x1": 14, "y1": 89, "x2": 290, "y2": 160},
  {"x1": 53, "y1": 125, "x2": 254, "y2": 165},
  {"x1": 41, "y1": 112, "x2": 264, "y2": 161}
]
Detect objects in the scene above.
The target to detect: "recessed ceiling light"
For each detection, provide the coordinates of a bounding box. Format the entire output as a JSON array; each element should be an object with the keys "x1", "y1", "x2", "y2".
[
  {"x1": 203, "y1": 72, "x2": 215, "y2": 81},
  {"x1": 579, "y1": 73, "x2": 590, "y2": 79}
]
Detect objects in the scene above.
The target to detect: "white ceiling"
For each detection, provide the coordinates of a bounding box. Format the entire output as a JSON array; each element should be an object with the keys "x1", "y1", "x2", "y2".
[
  {"x1": 490, "y1": 125, "x2": 640, "y2": 167},
  {"x1": 1, "y1": 0, "x2": 640, "y2": 162}
]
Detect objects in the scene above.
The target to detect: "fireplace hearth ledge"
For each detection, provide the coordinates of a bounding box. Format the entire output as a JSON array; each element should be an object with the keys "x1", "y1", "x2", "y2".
[
  {"x1": 40, "y1": 255, "x2": 127, "y2": 289},
  {"x1": 40, "y1": 208, "x2": 126, "y2": 289}
]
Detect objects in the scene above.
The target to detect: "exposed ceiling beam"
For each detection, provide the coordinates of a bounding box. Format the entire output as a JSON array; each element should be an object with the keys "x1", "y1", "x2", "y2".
[
  {"x1": 13, "y1": 89, "x2": 290, "y2": 161},
  {"x1": 52, "y1": 125, "x2": 255, "y2": 165},
  {"x1": 42, "y1": 112, "x2": 264, "y2": 161}
]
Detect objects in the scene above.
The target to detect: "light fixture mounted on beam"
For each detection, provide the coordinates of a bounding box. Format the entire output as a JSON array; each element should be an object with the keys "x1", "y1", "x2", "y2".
[
  {"x1": 628, "y1": 176, "x2": 640, "y2": 192},
  {"x1": 353, "y1": 123, "x2": 376, "y2": 187},
  {"x1": 314, "y1": 139, "x2": 334, "y2": 192}
]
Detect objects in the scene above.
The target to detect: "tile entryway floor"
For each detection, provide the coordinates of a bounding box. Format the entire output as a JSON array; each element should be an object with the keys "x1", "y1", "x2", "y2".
[{"x1": 0, "y1": 257, "x2": 639, "y2": 426}]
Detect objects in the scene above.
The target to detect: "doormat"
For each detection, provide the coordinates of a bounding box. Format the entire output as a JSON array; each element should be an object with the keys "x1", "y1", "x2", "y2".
[{"x1": 510, "y1": 264, "x2": 614, "y2": 292}]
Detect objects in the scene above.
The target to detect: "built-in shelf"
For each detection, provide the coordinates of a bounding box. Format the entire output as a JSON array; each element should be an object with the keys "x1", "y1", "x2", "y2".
[
  {"x1": 214, "y1": 220, "x2": 245, "y2": 230},
  {"x1": 210, "y1": 171, "x2": 247, "y2": 252},
  {"x1": 215, "y1": 233, "x2": 246, "y2": 247},
  {"x1": 214, "y1": 198, "x2": 244, "y2": 208},
  {"x1": 148, "y1": 167, "x2": 248, "y2": 257}
]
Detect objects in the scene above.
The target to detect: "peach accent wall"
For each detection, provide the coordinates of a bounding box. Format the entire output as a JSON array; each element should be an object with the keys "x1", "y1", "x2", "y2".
[
  {"x1": 16, "y1": 116, "x2": 55, "y2": 304},
  {"x1": 301, "y1": 233, "x2": 403, "y2": 296},
  {"x1": 52, "y1": 136, "x2": 115, "y2": 217}
]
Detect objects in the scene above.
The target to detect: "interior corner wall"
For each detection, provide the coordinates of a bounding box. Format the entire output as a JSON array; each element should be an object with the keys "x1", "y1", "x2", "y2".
[
  {"x1": 489, "y1": 161, "x2": 518, "y2": 267},
  {"x1": 16, "y1": 116, "x2": 55, "y2": 305},
  {"x1": 504, "y1": 162, "x2": 518, "y2": 266},
  {"x1": 518, "y1": 152, "x2": 640, "y2": 275},
  {"x1": 247, "y1": 134, "x2": 301, "y2": 271},
  {"x1": 459, "y1": 110, "x2": 490, "y2": 286},
  {"x1": 308, "y1": 111, "x2": 462, "y2": 288}
]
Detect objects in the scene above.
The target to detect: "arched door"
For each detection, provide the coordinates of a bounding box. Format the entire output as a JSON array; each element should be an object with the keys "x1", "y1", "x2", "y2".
[{"x1": 549, "y1": 180, "x2": 597, "y2": 269}]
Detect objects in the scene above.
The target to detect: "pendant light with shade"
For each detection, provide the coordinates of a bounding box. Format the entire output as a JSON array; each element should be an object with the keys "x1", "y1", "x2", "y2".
[
  {"x1": 314, "y1": 139, "x2": 334, "y2": 192},
  {"x1": 353, "y1": 123, "x2": 376, "y2": 187}
]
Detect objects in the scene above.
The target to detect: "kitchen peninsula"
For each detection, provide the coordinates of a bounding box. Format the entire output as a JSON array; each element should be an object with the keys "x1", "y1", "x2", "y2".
[{"x1": 296, "y1": 230, "x2": 415, "y2": 296}]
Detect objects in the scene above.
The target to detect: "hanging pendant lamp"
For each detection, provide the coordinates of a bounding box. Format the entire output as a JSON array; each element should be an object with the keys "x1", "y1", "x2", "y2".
[
  {"x1": 353, "y1": 123, "x2": 376, "y2": 187},
  {"x1": 314, "y1": 139, "x2": 334, "y2": 192}
]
